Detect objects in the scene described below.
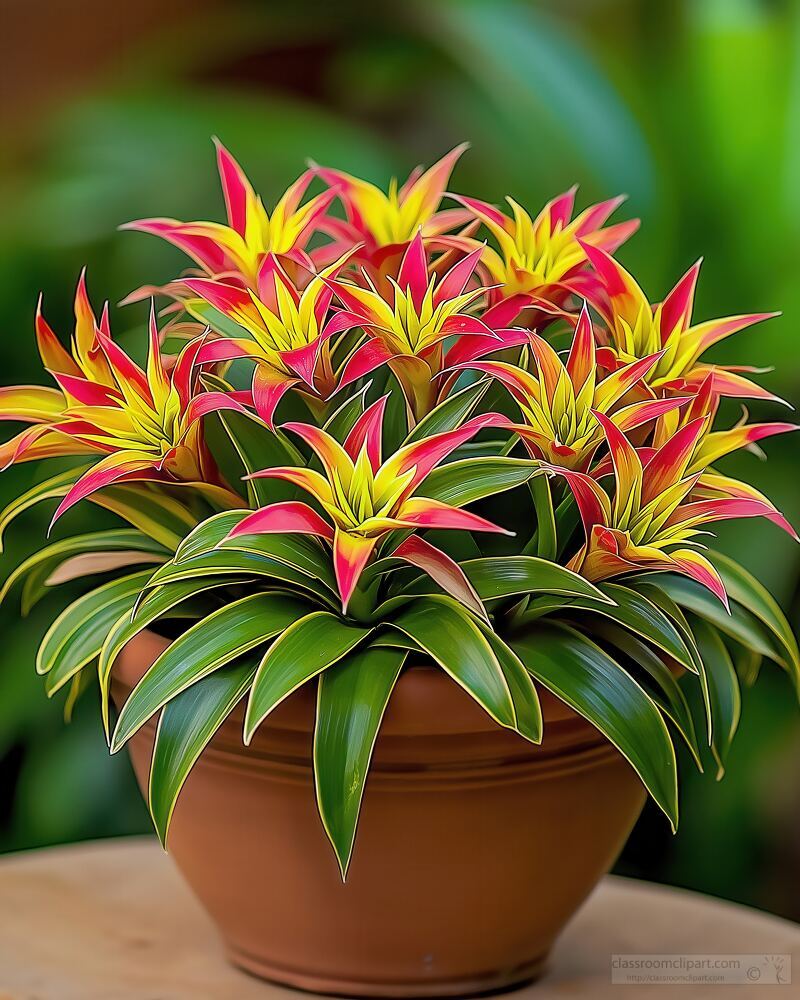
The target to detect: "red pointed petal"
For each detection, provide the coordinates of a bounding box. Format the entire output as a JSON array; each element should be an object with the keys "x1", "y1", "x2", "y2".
[
  {"x1": 213, "y1": 139, "x2": 253, "y2": 237},
  {"x1": 334, "y1": 531, "x2": 377, "y2": 612},
  {"x1": 50, "y1": 454, "x2": 156, "y2": 528},
  {"x1": 660, "y1": 259, "x2": 702, "y2": 336},
  {"x1": 392, "y1": 535, "x2": 487, "y2": 619},
  {"x1": 184, "y1": 277, "x2": 252, "y2": 315},
  {"x1": 591, "y1": 411, "x2": 643, "y2": 500},
  {"x1": 565, "y1": 301, "x2": 595, "y2": 389},
  {"x1": 433, "y1": 245, "x2": 484, "y2": 303},
  {"x1": 282, "y1": 340, "x2": 321, "y2": 388},
  {"x1": 337, "y1": 339, "x2": 395, "y2": 390},
  {"x1": 443, "y1": 327, "x2": 529, "y2": 368},
  {"x1": 252, "y1": 366, "x2": 297, "y2": 429},
  {"x1": 668, "y1": 550, "x2": 729, "y2": 611},
  {"x1": 397, "y1": 496, "x2": 511, "y2": 534},
  {"x1": 196, "y1": 338, "x2": 262, "y2": 364},
  {"x1": 540, "y1": 465, "x2": 609, "y2": 535},
  {"x1": 397, "y1": 231, "x2": 429, "y2": 310},
  {"x1": 389, "y1": 412, "x2": 505, "y2": 492},
  {"x1": 185, "y1": 391, "x2": 253, "y2": 425},
  {"x1": 227, "y1": 501, "x2": 334, "y2": 541},
  {"x1": 343, "y1": 394, "x2": 388, "y2": 469},
  {"x1": 641, "y1": 416, "x2": 709, "y2": 503}
]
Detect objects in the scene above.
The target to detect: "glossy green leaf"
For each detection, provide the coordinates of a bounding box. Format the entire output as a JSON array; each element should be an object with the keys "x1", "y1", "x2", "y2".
[
  {"x1": 478, "y1": 624, "x2": 542, "y2": 743},
  {"x1": 36, "y1": 571, "x2": 154, "y2": 678},
  {"x1": 690, "y1": 617, "x2": 742, "y2": 778},
  {"x1": 218, "y1": 410, "x2": 304, "y2": 507},
  {"x1": 420, "y1": 457, "x2": 538, "y2": 507},
  {"x1": 314, "y1": 645, "x2": 406, "y2": 877},
  {"x1": 403, "y1": 379, "x2": 489, "y2": 443},
  {"x1": 149, "y1": 656, "x2": 258, "y2": 846},
  {"x1": 44, "y1": 585, "x2": 147, "y2": 698},
  {"x1": 220, "y1": 534, "x2": 337, "y2": 589},
  {"x1": 653, "y1": 574, "x2": 789, "y2": 670},
  {"x1": 560, "y1": 583, "x2": 696, "y2": 669},
  {"x1": 323, "y1": 383, "x2": 371, "y2": 442},
  {"x1": 591, "y1": 620, "x2": 702, "y2": 768},
  {"x1": 526, "y1": 474, "x2": 556, "y2": 560},
  {"x1": 112, "y1": 593, "x2": 310, "y2": 751},
  {"x1": 145, "y1": 548, "x2": 335, "y2": 604},
  {"x1": 463, "y1": 556, "x2": 611, "y2": 603},
  {"x1": 98, "y1": 574, "x2": 247, "y2": 740},
  {"x1": 0, "y1": 465, "x2": 87, "y2": 550},
  {"x1": 174, "y1": 511, "x2": 250, "y2": 562},
  {"x1": 245, "y1": 612, "x2": 372, "y2": 742},
  {"x1": 1, "y1": 529, "x2": 167, "y2": 612},
  {"x1": 710, "y1": 551, "x2": 800, "y2": 693},
  {"x1": 390, "y1": 595, "x2": 516, "y2": 728},
  {"x1": 512, "y1": 623, "x2": 678, "y2": 829}
]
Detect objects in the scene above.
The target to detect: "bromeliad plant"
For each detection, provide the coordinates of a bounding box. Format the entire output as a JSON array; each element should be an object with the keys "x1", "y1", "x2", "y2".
[{"x1": 2, "y1": 142, "x2": 798, "y2": 877}]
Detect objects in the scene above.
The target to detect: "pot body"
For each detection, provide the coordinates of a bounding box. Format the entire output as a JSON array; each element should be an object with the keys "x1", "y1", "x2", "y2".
[{"x1": 114, "y1": 630, "x2": 645, "y2": 997}]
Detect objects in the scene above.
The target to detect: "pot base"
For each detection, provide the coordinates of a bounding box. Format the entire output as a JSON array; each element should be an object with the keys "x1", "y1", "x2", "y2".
[
  {"x1": 115, "y1": 632, "x2": 645, "y2": 998},
  {"x1": 228, "y1": 944, "x2": 548, "y2": 998}
]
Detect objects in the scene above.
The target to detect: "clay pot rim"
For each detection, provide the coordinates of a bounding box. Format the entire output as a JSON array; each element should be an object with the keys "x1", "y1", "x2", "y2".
[{"x1": 114, "y1": 627, "x2": 601, "y2": 737}]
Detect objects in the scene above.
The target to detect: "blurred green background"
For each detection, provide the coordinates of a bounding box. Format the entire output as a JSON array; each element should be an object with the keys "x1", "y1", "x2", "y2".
[{"x1": 1, "y1": 0, "x2": 799, "y2": 919}]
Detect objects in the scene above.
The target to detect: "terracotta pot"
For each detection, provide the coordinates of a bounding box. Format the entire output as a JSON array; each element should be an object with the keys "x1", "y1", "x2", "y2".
[{"x1": 113, "y1": 629, "x2": 646, "y2": 997}]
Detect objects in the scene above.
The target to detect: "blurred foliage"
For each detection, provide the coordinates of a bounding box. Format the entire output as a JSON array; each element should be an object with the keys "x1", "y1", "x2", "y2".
[{"x1": 1, "y1": 0, "x2": 798, "y2": 918}]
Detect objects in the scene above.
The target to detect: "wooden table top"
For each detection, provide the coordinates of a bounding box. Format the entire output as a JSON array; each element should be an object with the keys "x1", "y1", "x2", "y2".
[{"x1": 0, "y1": 838, "x2": 797, "y2": 998}]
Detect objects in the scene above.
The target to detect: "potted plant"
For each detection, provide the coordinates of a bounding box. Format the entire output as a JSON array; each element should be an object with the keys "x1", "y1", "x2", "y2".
[{"x1": 1, "y1": 142, "x2": 797, "y2": 996}]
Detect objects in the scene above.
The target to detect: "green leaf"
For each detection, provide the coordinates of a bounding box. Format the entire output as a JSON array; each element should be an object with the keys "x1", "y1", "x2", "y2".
[
  {"x1": 653, "y1": 574, "x2": 790, "y2": 670},
  {"x1": 463, "y1": 556, "x2": 611, "y2": 603},
  {"x1": 0, "y1": 465, "x2": 87, "y2": 550},
  {"x1": 98, "y1": 574, "x2": 247, "y2": 741},
  {"x1": 174, "y1": 511, "x2": 250, "y2": 562},
  {"x1": 314, "y1": 645, "x2": 406, "y2": 877},
  {"x1": 390, "y1": 595, "x2": 516, "y2": 729},
  {"x1": 403, "y1": 380, "x2": 489, "y2": 443},
  {"x1": 112, "y1": 593, "x2": 310, "y2": 751},
  {"x1": 526, "y1": 474, "x2": 556, "y2": 560},
  {"x1": 512, "y1": 623, "x2": 678, "y2": 829},
  {"x1": 690, "y1": 617, "x2": 742, "y2": 778},
  {"x1": 420, "y1": 457, "x2": 539, "y2": 507},
  {"x1": 1, "y1": 529, "x2": 167, "y2": 612},
  {"x1": 591, "y1": 620, "x2": 702, "y2": 769},
  {"x1": 734, "y1": 645, "x2": 762, "y2": 688},
  {"x1": 63, "y1": 667, "x2": 93, "y2": 722},
  {"x1": 174, "y1": 510, "x2": 335, "y2": 586},
  {"x1": 146, "y1": 547, "x2": 335, "y2": 604},
  {"x1": 245, "y1": 612, "x2": 372, "y2": 741},
  {"x1": 220, "y1": 534, "x2": 337, "y2": 589},
  {"x1": 477, "y1": 624, "x2": 542, "y2": 743},
  {"x1": 559, "y1": 583, "x2": 696, "y2": 669},
  {"x1": 188, "y1": 298, "x2": 249, "y2": 339},
  {"x1": 43, "y1": 586, "x2": 147, "y2": 698},
  {"x1": 149, "y1": 657, "x2": 258, "y2": 847},
  {"x1": 217, "y1": 409, "x2": 304, "y2": 507},
  {"x1": 710, "y1": 551, "x2": 800, "y2": 694},
  {"x1": 323, "y1": 384, "x2": 371, "y2": 442},
  {"x1": 95, "y1": 484, "x2": 197, "y2": 550},
  {"x1": 36, "y1": 571, "x2": 154, "y2": 679}
]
